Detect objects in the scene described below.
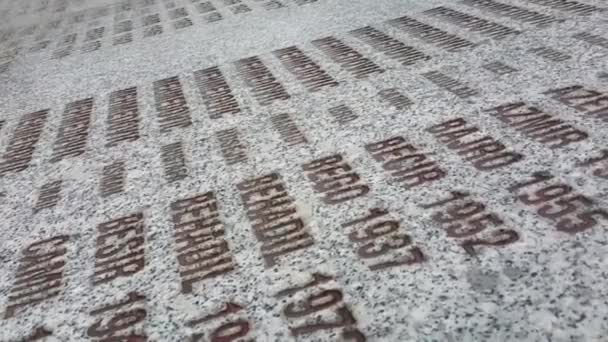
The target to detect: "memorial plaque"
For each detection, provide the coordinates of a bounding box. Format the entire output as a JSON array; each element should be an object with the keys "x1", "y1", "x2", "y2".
[{"x1": 3, "y1": 0, "x2": 608, "y2": 340}]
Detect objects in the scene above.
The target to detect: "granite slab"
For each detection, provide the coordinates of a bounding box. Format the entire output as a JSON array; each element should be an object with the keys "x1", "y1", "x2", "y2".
[{"x1": 0, "y1": 0, "x2": 607, "y2": 340}]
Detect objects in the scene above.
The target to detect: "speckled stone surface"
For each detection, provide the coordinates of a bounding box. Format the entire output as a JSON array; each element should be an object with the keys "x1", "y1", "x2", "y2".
[{"x1": 1, "y1": 0, "x2": 608, "y2": 341}]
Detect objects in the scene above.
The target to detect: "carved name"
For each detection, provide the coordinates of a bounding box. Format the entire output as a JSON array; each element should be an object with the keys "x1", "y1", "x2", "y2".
[
  {"x1": 170, "y1": 192, "x2": 236, "y2": 293},
  {"x1": 302, "y1": 154, "x2": 370, "y2": 204},
  {"x1": 93, "y1": 213, "x2": 145, "y2": 285},
  {"x1": 271, "y1": 113, "x2": 308, "y2": 146},
  {"x1": 461, "y1": 0, "x2": 556, "y2": 26},
  {"x1": 50, "y1": 98, "x2": 94, "y2": 162},
  {"x1": 161, "y1": 141, "x2": 188, "y2": 182},
  {"x1": 422, "y1": 71, "x2": 478, "y2": 98},
  {"x1": 4, "y1": 235, "x2": 69, "y2": 319},
  {"x1": 423, "y1": 6, "x2": 520, "y2": 40},
  {"x1": 576, "y1": 150, "x2": 608, "y2": 179},
  {"x1": 378, "y1": 88, "x2": 412, "y2": 110},
  {"x1": 194, "y1": 66, "x2": 241, "y2": 119},
  {"x1": 543, "y1": 85, "x2": 608, "y2": 123},
  {"x1": 572, "y1": 32, "x2": 608, "y2": 50},
  {"x1": 349, "y1": 26, "x2": 430, "y2": 66},
  {"x1": 87, "y1": 292, "x2": 147, "y2": 341},
  {"x1": 312, "y1": 36, "x2": 384, "y2": 79},
  {"x1": 234, "y1": 56, "x2": 291, "y2": 106},
  {"x1": 484, "y1": 102, "x2": 587, "y2": 148},
  {"x1": 100, "y1": 161, "x2": 126, "y2": 197},
  {"x1": 0, "y1": 109, "x2": 48, "y2": 175},
  {"x1": 34, "y1": 180, "x2": 62, "y2": 212},
  {"x1": 273, "y1": 45, "x2": 338, "y2": 92},
  {"x1": 426, "y1": 117, "x2": 523, "y2": 170},
  {"x1": 236, "y1": 172, "x2": 314, "y2": 267},
  {"x1": 328, "y1": 104, "x2": 357, "y2": 124},
  {"x1": 107, "y1": 87, "x2": 140, "y2": 147},
  {"x1": 216, "y1": 128, "x2": 248, "y2": 165},
  {"x1": 526, "y1": 0, "x2": 603, "y2": 16},
  {"x1": 365, "y1": 136, "x2": 445, "y2": 188},
  {"x1": 153, "y1": 76, "x2": 192, "y2": 131},
  {"x1": 387, "y1": 15, "x2": 475, "y2": 52}
]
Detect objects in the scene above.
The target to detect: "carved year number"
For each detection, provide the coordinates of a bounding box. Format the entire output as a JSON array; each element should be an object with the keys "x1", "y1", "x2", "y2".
[
  {"x1": 369, "y1": 246, "x2": 425, "y2": 270},
  {"x1": 290, "y1": 305, "x2": 357, "y2": 336},
  {"x1": 284, "y1": 289, "x2": 343, "y2": 318},
  {"x1": 510, "y1": 173, "x2": 608, "y2": 233},
  {"x1": 358, "y1": 233, "x2": 411, "y2": 258},
  {"x1": 461, "y1": 229, "x2": 519, "y2": 256},
  {"x1": 556, "y1": 209, "x2": 608, "y2": 234}
]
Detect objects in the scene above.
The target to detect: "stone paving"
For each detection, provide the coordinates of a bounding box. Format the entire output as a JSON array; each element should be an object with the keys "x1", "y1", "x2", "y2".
[{"x1": 0, "y1": 0, "x2": 608, "y2": 340}]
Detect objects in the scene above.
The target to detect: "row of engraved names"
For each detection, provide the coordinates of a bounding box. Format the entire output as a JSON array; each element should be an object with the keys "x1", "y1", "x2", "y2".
[
  {"x1": 4, "y1": 9, "x2": 606, "y2": 172},
  {"x1": 3, "y1": 78, "x2": 607, "y2": 188}
]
